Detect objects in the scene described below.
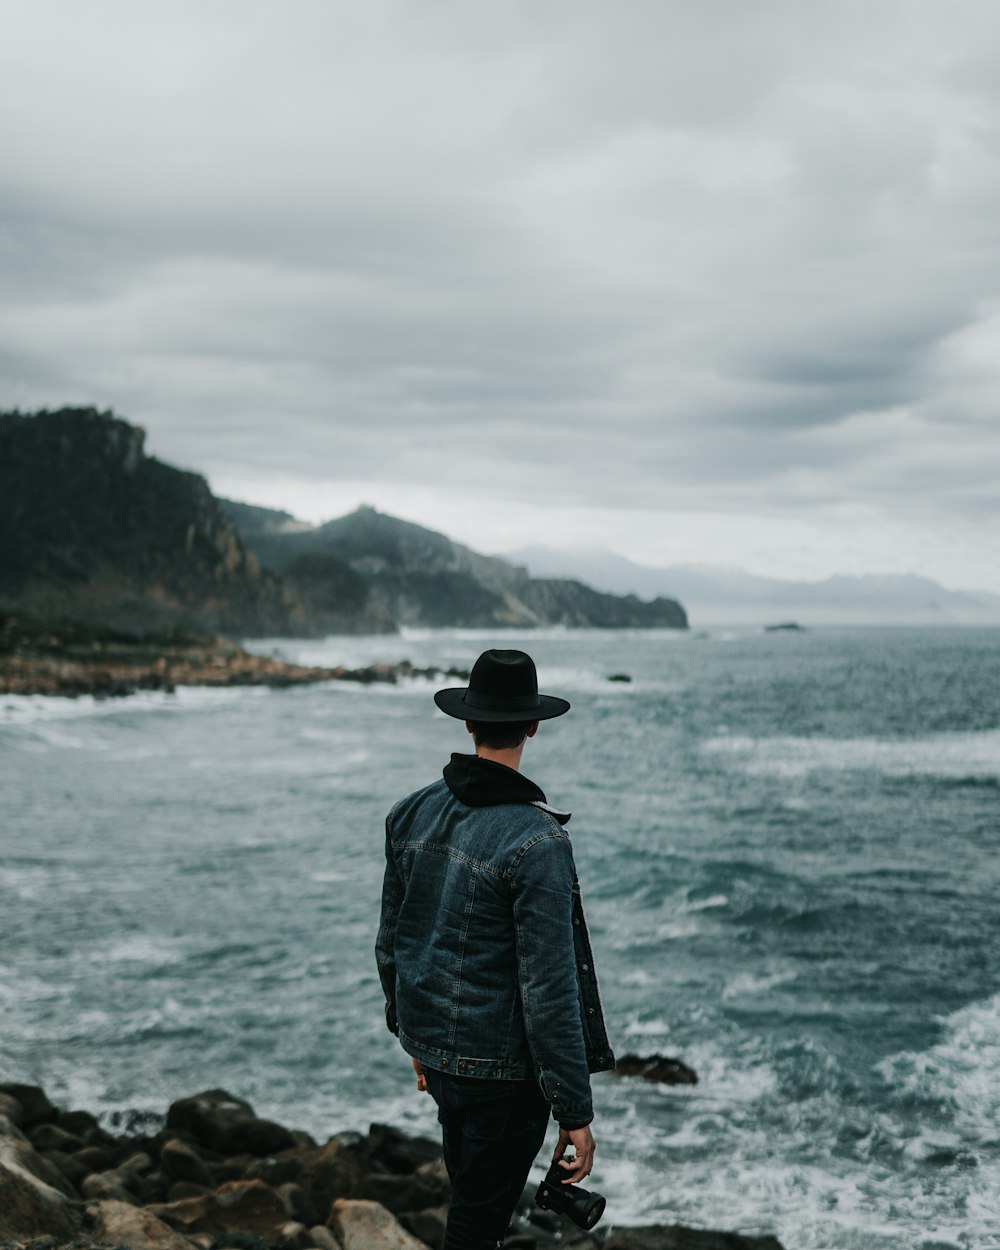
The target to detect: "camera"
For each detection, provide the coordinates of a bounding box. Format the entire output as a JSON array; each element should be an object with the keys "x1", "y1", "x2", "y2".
[{"x1": 534, "y1": 1154, "x2": 606, "y2": 1230}]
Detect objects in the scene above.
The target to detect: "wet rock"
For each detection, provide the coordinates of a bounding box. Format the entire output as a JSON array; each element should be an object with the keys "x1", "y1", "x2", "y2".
[
  {"x1": 167, "y1": 1178, "x2": 214, "y2": 1202},
  {"x1": 147, "y1": 1178, "x2": 291, "y2": 1238},
  {"x1": 81, "y1": 1171, "x2": 141, "y2": 1204},
  {"x1": 56, "y1": 1108, "x2": 104, "y2": 1138},
  {"x1": 275, "y1": 1181, "x2": 311, "y2": 1223},
  {"x1": 274, "y1": 1220, "x2": 313, "y2": 1249},
  {"x1": 73, "y1": 1144, "x2": 116, "y2": 1172},
  {"x1": 328, "y1": 1198, "x2": 427, "y2": 1250},
  {"x1": 167, "y1": 1089, "x2": 295, "y2": 1157},
  {"x1": 160, "y1": 1136, "x2": 214, "y2": 1186},
  {"x1": 41, "y1": 1147, "x2": 91, "y2": 1190},
  {"x1": 359, "y1": 1171, "x2": 443, "y2": 1215},
  {"x1": 0, "y1": 1134, "x2": 78, "y2": 1199},
  {"x1": 308, "y1": 1226, "x2": 341, "y2": 1250},
  {"x1": 398, "y1": 1203, "x2": 447, "y2": 1249},
  {"x1": 367, "y1": 1123, "x2": 442, "y2": 1175},
  {"x1": 0, "y1": 1162, "x2": 77, "y2": 1242},
  {"x1": 88, "y1": 1197, "x2": 195, "y2": 1250},
  {"x1": 613, "y1": 1055, "x2": 699, "y2": 1085},
  {"x1": 29, "y1": 1123, "x2": 88, "y2": 1154},
  {"x1": 0, "y1": 1091, "x2": 26, "y2": 1128},
  {"x1": 0, "y1": 1085, "x2": 57, "y2": 1129},
  {"x1": 603, "y1": 1228, "x2": 784, "y2": 1250}
]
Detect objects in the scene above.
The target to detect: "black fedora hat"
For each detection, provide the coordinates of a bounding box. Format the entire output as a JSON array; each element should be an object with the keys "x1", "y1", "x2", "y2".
[{"x1": 434, "y1": 649, "x2": 570, "y2": 723}]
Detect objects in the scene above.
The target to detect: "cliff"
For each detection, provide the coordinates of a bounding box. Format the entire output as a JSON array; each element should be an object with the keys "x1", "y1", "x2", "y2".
[
  {"x1": 225, "y1": 503, "x2": 689, "y2": 631},
  {"x1": 0, "y1": 408, "x2": 298, "y2": 636}
]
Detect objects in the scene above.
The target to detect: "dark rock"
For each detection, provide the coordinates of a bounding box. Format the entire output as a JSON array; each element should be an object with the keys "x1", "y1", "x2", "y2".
[
  {"x1": 88, "y1": 1198, "x2": 193, "y2": 1250},
  {"x1": 607, "y1": 673, "x2": 632, "y2": 682},
  {"x1": 159, "y1": 1136, "x2": 213, "y2": 1186},
  {"x1": 0, "y1": 1162, "x2": 77, "y2": 1242},
  {"x1": 166, "y1": 1089, "x2": 295, "y2": 1157},
  {"x1": 367, "y1": 1122, "x2": 443, "y2": 1174},
  {"x1": 56, "y1": 1108, "x2": 103, "y2": 1138},
  {"x1": 81, "y1": 1171, "x2": 141, "y2": 1204},
  {"x1": 40, "y1": 1147, "x2": 89, "y2": 1191},
  {"x1": 74, "y1": 1144, "x2": 116, "y2": 1172},
  {"x1": 146, "y1": 1178, "x2": 291, "y2": 1238},
  {"x1": 0, "y1": 1084, "x2": 57, "y2": 1128},
  {"x1": 359, "y1": 1170, "x2": 443, "y2": 1215},
  {"x1": 0, "y1": 1091, "x2": 26, "y2": 1128},
  {"x1": 167, "y1": 1178, "x2": 213, "y2": 1202},
  {"x1": 399, "y1": 1204, "x2": 447, "y2": 1250},
  {"x1": 613, "y1": 1055, "x2": 699, "y2": 1085},
  {"x1": 604, "y1": 1227, "x2": 784, "y2": 1250},
  {"x1": 29, "y1": 1122, "x2": 87, "y2": 1154}
]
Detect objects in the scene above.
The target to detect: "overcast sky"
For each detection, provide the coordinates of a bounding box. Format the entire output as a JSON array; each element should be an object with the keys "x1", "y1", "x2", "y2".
[{"x1": 3, "y1": 1, "x2": 1000, "y2": 589}]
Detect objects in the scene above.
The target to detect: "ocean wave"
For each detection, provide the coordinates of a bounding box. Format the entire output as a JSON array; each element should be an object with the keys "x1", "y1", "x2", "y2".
[{"x1": 700, "y1": 729, "x2": 1000, "y2": 780}]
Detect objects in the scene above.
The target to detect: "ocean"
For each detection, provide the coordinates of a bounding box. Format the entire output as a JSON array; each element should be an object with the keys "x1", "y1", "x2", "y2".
[{"x1": 1, "y1": 626, "x2": 998, "y2": 1249}]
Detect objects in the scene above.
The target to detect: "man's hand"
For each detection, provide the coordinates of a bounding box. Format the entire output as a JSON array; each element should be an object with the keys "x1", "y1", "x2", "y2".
[
  {"x1": 553, "y1": 1124, "x2": 596, "y2": 1184},
  {"x1": 411, "y1": 1058, "x2": 428, "y2": 1093}
]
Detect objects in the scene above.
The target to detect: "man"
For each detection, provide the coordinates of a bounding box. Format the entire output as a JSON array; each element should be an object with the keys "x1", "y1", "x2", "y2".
[{"x1": 376, "y1": 648, "x2": 615, "y2": 1250}]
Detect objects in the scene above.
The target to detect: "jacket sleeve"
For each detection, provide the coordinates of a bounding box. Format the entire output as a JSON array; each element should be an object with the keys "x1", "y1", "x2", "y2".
[
  {"x1": 511, "y1": 830, "x2": 593, "y2": 1129},
  {"x1": 375, "y1": 816, "x2": 403, "y2": 1036}
]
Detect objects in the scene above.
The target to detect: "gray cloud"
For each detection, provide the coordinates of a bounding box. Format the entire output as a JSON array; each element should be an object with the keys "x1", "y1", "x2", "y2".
[{"x1": 2, "y1": 0, "x2": 1000, "y2": 584}]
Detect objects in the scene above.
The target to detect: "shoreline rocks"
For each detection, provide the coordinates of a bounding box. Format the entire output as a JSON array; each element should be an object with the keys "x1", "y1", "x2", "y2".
[
  {"x1": 0, "y1": 1083, "x2": 785, "y2": 1250},
  {"x1": 0, "y1": 614, "x2": 469, "y2": 698}
]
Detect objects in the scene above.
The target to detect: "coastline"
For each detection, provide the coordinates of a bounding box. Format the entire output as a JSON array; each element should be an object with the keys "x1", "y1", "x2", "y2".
[
  {"x1": 0, "y1": 1083, "x2": 785, "y2": 1250},
  {"x1": 0, "y1": 615, "x2": 469, "y2": 698}
]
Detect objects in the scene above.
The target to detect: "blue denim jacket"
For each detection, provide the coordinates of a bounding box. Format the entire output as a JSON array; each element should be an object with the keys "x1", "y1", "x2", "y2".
[{"x1": 376, "y1": 754, "x2": 615, "y2": 1129}]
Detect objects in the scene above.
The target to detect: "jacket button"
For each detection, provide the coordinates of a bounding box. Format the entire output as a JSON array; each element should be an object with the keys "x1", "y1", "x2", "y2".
[
  {"x1": 587, "y1": 1008, "x2": 595, "y2": 1016},
  {"x1": 573, "y1": 918, "x2": 580, "y2": 926},
  {"x1": 581, "y1": 963, "x2": 589, "y2": 972}
]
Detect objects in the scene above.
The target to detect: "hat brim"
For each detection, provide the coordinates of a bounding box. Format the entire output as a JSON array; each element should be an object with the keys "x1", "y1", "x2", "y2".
[{"x1": 433, "y1": 688, "x2": 570, "y2": 722}]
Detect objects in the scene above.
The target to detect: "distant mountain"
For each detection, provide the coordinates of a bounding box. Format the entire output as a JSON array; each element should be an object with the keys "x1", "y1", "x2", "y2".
[
  {"x1": 508, "y1": 545, "x2": 1000, "y2": 625},
  {"x1": 223, "y1": 503, "x2": 689, "y2": 631},
  {"x1": 0, "y1": 407, "x2": 298, "y2": 636}
]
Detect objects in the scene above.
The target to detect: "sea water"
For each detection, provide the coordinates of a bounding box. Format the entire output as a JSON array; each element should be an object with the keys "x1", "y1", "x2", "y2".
[{"x1": 1, "y1": 626, "x2": 998, "y2": 1250}]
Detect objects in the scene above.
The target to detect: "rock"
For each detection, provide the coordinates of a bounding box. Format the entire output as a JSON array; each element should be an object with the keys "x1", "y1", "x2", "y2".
[
  {"x1": 29, "y1": 1122, "x2": 88, "y2": 1154},
  {"x1": 147, "y1": 1178, "x2": 291, "y2": 1237},
  {"x1": 274, "y1": 1220, "x2": 313, "y2": 1249},
  {"x1": 166, "y1": 1089, "x2": 296, "y2": 1156},
  {"x1": 245, "y1": 1137, "x2": 372, "y2": 1227},
  {"x1": 275, "y1": 1181, "x2": 311, "y2": 1222},
  {"x1": 74, "y1": 1144, "x2": 116, "y2": 1172},
  {"x1": 328, "y1": 1199, "x2": 427, "y2": 1250},
  {"x1": 0, "y1": 1162, "x2": 77, "y2": 1242},
  {"x1": 0, "y1": 1134, "x2": 78, "y2": 1199},
  {"x1": 604, "y1": 1228, "x2": 785, "y2": 1250},
  {"x1": 398, "y1": 1203, "x2": 447, "y2": 1249},
  {"x1": 42, "y1": 1147, "x2": 91, "y2": 1189},
  {"x1": 360, "y1": 1171, "x2": 443, "y2": 1215},
  {"x1": 613, "y1": 1055, "x2": 699, "y2": 1085},
  {"x1": 56, "y1": 1107, "x2": 104, "y2": 1138},
  {"x1": 0, "y1": 1091, "x2": 26, "y2": 1128},
  {"x1": 0, "y1": 1084, "x2": 57, "y2": 1128},
  {"x1": 367, "y1": 1123, "x2": 442, "y2": 1175},
  {"x1": 89, "y1": 1197, "x2": 195, "y2": 1250},
  {"x1": 168, "y1": 1179, "x2": 214, "y2": 1202},
  {"x1": 161, "y1": 1136, "x2": 214, "y2": 1186},
  {"x1": 0, "y1": 1112, "x2": 28, "y2": 1141},
  {"x1": 81, "y1": 1170, "x2": 141, "y2": 1204},
  {"x1": 308, "y1": 1226, "x2": 342, "y2": 1250}
]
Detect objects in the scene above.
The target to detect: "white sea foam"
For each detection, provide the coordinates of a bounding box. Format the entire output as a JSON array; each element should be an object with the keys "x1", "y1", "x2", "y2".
[{"x1": 701, "y1": 729, "x2": 1000, "y2": 779}]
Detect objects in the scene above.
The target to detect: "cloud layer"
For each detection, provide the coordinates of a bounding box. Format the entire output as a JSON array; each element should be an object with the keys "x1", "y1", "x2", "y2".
[{"x1": 2, "y1": 1, "x2": 999, "y2": 586}]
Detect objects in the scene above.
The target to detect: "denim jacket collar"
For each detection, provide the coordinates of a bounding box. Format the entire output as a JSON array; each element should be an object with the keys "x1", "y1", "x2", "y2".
[{"x1": 443, "y1": 753, "x2": 571, "y2": 825}]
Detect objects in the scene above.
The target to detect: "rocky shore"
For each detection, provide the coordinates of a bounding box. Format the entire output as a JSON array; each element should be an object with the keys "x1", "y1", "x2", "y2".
[
  {"x1": 0, "y1": 1084, "x2": 784, "y2": 1250},
  {"x1": 0, "y1": 615, "x2": 469, "y2": 698}
]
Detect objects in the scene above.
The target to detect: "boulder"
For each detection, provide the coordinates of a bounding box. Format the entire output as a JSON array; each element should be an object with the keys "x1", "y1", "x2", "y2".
[
  {"x1": 42, "y1": 1146, "x2": 92, "y2": 1189},
  {"x1": 0, "y1": 1133, "x2": 78, "y2": 1199},
  {"x1": 0, "y1": 1091, "x2": 26, "y2": 1128},
  {"x1": 398, "y1": 1202, "x2": 447, "y2": 1249},
  {"x1": 0, "y1": 1162, "x2": 77, "y2": 1242},
  {"x1": 166, "y1": 1088, "x2": 295, "y2": 1156},
  {"x1": 308, "y1": 1226, "x2": 342, "y2": 1250},
  {"x1": 604, "y1": 1227, "x2": 784, "y2": 1250},
  {"x1": 29, "y1": 1122, "x2": 88, "y2": 1153},
  {"x1": 360, "y1": 1170, "x2": 445, "y2": 1215},
  {"x1": 367, "y1": 1123, "x2": 442, "y2": 1174},
  {"x1": 146, "y1": 1177, "x2": 291, "y2": 1237},
  {"x1": 160, "y1": 1136, "x2": 214, "y2": 1186},
  {"x1": 328, "y1": 1198, "x2": 427, "y2": 1250},
  {"x1": 0, "y1": 1083, "x2": 57, "y2": 1127},
  {"x1": 81, "y1": 1170, "x2": 142, "y2": 1204},
  {"x1": 245, "y1": 1136, "x2": 372, "y2": 1226},
  {"x1": 56, "y1": 1107, "x2": 104, "y2": 1137},
  {"x1": 613, "y1": 1055, "x2": 699, "y2": 1085},
  {"x1": 89, "y1": 1197, "x2": 195, "y2": 1250}
]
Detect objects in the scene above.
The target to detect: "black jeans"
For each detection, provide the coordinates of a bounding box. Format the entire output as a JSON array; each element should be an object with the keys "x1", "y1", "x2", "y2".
[{"x1": 424, "y1": 1067, "x2": 550, "y2": 1250}]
